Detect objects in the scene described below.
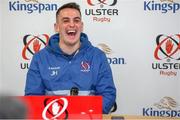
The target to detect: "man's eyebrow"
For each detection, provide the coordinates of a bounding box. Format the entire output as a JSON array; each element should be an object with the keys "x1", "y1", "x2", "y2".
[
  {"x1": 74, "y1": 17, "x2": 81, "y2": 20},
  {"x1": 62, "y1": 17, "x2": 69, "y2": 20},
  {"x1": 62, "y1": 17, "x2": 81, "y2": 20}
]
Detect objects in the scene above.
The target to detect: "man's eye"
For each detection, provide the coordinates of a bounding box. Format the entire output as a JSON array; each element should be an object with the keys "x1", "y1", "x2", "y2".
[
  {"x1": 63, "y1": 20, "x2": 68, "y2": 23},
  {"x1": 74, "y1": 19, "x2": 80, "y2": 23},
  {"x1": 63, "y1": 20, "x2": 69, "y2": 23}
]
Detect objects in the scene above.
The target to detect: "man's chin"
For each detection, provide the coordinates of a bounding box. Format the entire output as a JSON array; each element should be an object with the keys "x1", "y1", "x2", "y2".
[{"x1": 65, "y1": 40, "x2": 79, "y2": 46}]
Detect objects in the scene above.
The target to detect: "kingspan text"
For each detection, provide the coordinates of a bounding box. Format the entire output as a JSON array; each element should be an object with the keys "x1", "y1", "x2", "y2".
[
  {"x1": 9, "y1": 1, "x2": 58, "y2": 14},
  {"x1": 144, "y1": 1, "x2": 180, "y2": 13}
]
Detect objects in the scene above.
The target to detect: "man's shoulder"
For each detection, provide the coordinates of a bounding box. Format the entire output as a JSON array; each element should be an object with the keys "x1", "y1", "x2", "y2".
[
  {"x1": 33, "y1": 46, "x2": 49, "y2": 58},
  {"x1": 91, "y1": 46, "x2": 106, "y2": 55},
  {"x1": 84, "y1": 46, "x2": 106, "y2": 60}
]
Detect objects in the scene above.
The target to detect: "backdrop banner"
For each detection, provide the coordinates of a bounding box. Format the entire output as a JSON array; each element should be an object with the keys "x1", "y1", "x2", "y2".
[{"x1": 1, "y1": 0, "x2": 180, "y2": 117}]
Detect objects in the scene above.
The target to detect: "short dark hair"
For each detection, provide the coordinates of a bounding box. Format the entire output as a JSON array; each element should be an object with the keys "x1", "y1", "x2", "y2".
[{"x1": 56, "y1": 2, "x2": 81, "y2": 19}]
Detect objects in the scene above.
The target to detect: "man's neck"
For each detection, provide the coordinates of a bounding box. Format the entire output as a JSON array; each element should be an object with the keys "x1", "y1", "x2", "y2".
[{"x1": 59, "y1": 41, "x2": 81, "y2": 55}]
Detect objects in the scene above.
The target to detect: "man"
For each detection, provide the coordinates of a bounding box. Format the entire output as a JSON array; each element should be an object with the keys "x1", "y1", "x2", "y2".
[{"x1": 25, "y1": 2, "x2": 116, "y2": 114}]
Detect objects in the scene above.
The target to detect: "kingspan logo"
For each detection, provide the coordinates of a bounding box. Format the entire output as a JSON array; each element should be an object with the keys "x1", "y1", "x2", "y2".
[
  {"x1": 144, "y1": 0, "x2": 180, "y2": 13},
  {"x1": 143, "y1": 96, "x2": 180, "y2": 117},
  {"x1": 9, "y1": 0, "x2": 58, "y2": 14},
  {"x1": 97, "y1": 43, "x2": 126, "y2": 65}
]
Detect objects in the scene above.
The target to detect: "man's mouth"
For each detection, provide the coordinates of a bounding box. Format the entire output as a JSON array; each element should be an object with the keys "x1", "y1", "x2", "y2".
[{"x1": 66, "y1": 30, "x2": 77, "y2": 37}]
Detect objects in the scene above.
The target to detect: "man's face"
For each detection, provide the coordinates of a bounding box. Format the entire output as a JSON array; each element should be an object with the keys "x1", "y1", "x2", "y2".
[{"x1": 55, "y1": 8, "x2": 83, "y2": 47}]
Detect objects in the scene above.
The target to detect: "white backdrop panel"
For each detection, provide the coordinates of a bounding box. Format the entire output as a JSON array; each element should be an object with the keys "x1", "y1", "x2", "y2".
[{"x1": 1, "y1": 0, "x2": 180, "y2": 116}]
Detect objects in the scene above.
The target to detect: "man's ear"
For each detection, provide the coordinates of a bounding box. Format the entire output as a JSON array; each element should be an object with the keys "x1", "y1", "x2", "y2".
[{"x1": 54, "y1": 23, "x2": 59, "y2": 33}]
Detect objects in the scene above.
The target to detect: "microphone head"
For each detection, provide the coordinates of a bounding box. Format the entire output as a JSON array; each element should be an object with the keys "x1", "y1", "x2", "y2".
[{"x1": 70, "y1": 87, "x2": 79, "y2": 96}]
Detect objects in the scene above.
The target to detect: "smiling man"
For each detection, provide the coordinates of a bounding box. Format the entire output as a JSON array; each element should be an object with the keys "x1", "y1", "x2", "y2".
[
  {"x1": 54, "y1": 4, "x2": 83, "y2": 55},
  {"x1": 25, "y1": 2, "x2": 116, "y2": 114}
]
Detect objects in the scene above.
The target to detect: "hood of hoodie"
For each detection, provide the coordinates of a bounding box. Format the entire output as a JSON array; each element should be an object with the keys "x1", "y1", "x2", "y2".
[{"x1": 47, "y1": 32, "x2": 92, "y2": 55}]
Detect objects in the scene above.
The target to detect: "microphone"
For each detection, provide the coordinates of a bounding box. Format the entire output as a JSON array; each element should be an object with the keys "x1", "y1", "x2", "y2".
[{"x1": 70, "y1": 87, "x2": 79, "y2": 96}]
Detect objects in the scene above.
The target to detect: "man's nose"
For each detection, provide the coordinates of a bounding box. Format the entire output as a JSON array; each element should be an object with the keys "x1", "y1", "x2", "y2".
[{"x1": 69, "y1": 21, "x2": 75, "y2": 27}]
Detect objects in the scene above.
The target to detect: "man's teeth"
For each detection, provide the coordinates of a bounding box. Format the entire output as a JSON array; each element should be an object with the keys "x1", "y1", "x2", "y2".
[{"x1": 68, "y1": 30, "x2": 75, "y2": 33}]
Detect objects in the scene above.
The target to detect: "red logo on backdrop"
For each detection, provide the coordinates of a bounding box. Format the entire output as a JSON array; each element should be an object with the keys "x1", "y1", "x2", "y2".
[
  {"x1": 22, "y1": 34, "x2": 49, "y2": 60},
  {"x1": 154, "y1": 34, "x2": 180, "y2": 60},
  {"x1": 19, "y1": 96, "x2": 102, "y2": 119},
  {"x1": 87, "y1": 0, "x2": 117, "y2": 6}
]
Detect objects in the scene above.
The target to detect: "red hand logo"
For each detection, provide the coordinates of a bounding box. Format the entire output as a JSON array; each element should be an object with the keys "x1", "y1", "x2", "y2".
[
  {"x1": 33, "y1": 39, "x2": 41, "y2": 53},
  {"x1": 165, "y1": 40, "x2": 173, "y2": 54}
]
